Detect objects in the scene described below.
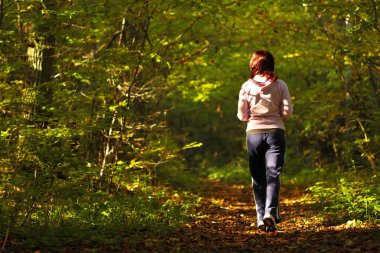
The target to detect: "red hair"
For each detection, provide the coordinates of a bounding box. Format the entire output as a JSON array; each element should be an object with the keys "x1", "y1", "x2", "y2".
[{"x1": 249, "y1": 50, "x2": 278, "y2": 82}]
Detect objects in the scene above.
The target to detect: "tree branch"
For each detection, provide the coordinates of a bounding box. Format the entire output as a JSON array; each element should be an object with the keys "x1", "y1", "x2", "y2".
[
  {"x1": 3, "y1": 0, "x2": 19, "y2": 10},
  {"x1": 126, "y1": 1, "x2": 159, "y2": 108}
]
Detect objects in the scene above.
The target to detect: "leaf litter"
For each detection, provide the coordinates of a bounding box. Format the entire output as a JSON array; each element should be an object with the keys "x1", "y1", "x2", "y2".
[{"x1": 125, "y1": 179, "x2": 380, "y2": 253}]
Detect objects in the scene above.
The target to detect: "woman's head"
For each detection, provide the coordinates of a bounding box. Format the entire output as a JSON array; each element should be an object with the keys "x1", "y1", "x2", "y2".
[{"x1": 249, "y1": 50, "x2": 277, "y2": 81}]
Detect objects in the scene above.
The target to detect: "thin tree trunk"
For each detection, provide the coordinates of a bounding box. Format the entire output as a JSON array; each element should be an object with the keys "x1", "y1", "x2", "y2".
[
  {"x1": 118, "y1": 16, "x2": 127, "y2": 47},
  {"x1": 100, "y1": 111, "x2": 117, "y2": 176},
  {"x1": 368, "y1": 64, "x2": 380, "y2": 108},
  {"x1": 0, "y1": 0, "x2": 4, "y2": 29}
]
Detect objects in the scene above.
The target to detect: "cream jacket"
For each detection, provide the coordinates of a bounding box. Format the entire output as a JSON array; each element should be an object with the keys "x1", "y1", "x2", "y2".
[{"x1": 237, "y1": 78, "x2": 293, "y2": 131}]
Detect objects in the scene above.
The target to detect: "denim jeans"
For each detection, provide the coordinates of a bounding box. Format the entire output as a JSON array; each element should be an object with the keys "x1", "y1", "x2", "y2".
[{"x1": 246, "y1": 129, "x2": 286, "y2": 224}]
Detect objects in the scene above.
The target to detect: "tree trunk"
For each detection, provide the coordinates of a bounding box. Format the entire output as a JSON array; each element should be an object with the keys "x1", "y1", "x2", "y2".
[
  {"x1": 368, "y1": 64, "x2": 380, "y2": 108},
  {"x1": 0, "y1": 0, "x2": 4, "y2": 29},
  {"x1": 26, "y1": 0, "x2": 57, "y2": 122}
]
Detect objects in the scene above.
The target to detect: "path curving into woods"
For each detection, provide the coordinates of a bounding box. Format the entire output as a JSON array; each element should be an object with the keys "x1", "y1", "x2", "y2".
[{"x1": 126, "y1": 180, "x2": 380, "y2": 253}]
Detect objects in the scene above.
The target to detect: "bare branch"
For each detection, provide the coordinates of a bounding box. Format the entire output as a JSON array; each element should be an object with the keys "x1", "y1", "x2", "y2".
[
  {"x1": 3, "y1": 0, "x2": 19, "y2": 10},
  {"x1": 126, "y1": 2, "x2": 159, "y2": 108}
]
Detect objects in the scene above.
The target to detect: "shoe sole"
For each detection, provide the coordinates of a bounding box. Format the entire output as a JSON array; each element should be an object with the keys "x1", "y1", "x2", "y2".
[
  {"x1": 258, "y1": 224, "x2": 266, "y2": 232},
  {"x1": 263, "y1": 217, "x2": 277, "y2": 232}
]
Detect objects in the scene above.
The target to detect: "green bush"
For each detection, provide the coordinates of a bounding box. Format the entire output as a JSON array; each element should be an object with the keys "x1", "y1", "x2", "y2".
[
  {"x1": 207, "y1": 160, "x2": 250, "y2": 184},
  {"x1": 0, "y1": 162, "x2": 199, "y2": 251},
  {"x1": 307, "y1": 174, "x2": 379, "y2": 221}
]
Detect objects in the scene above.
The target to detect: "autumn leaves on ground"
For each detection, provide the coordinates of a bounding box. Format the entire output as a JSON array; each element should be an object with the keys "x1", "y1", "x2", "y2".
[{"x1": 128, "y1": 180, "x2": 380, "y2": 253}]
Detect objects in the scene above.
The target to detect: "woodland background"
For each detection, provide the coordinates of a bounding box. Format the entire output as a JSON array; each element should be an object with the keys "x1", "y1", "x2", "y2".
[{"x1": 0, "y1": 0, "x2": 379, "y2": 252}]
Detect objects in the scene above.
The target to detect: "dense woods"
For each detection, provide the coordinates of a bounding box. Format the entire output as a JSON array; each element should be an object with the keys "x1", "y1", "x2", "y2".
[{"x1": 0, "y1": 0, "x2": 379, "y2": 251}]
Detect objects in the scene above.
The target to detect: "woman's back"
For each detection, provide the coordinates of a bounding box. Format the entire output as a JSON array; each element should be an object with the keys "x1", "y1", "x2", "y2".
[{"x1": 237, "y1": 78, "x2": 292, "y2": 131}]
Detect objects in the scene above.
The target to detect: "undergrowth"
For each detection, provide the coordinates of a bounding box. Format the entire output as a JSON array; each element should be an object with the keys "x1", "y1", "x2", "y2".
[
  {"x1": 306, "y1": 169, "x2": 379, "y2": 223},
  {"x1": 0, "y1": 166, "x2": 201, "y2": 252},
  {"x1": 207, "y1": 164, "x2": 250, "y2": 184}
]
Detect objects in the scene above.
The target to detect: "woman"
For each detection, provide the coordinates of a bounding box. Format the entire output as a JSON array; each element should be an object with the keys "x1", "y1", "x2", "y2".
[{"x1": 237, "y1": 50, "x2": 293, "y2": 232}]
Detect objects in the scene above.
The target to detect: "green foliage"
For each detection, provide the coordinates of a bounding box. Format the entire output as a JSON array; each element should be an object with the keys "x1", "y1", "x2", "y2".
[
  {"x1": 207, "y1": 159, "x2": 250, "y2": 184},
  {"x1": 282, "y1": 167, "x2": 321, "y2": 189},
  {"x1": 156, "y1": 165, "x2": 202, "y2": 191},
  {"x1": 0, "y1": 174, "x2": 198, "y2": 251},
  {"x1": 0, "y1": 0, "x2": 213, "y2": 250},
  {"x1": 164, "y1": 0, "x2": 380, "y2": 171},
  {"x1": 307, "y1": 172, "x2": 380, "y2": 221},
  {"x1": 0, "y1": 0, "x2": 379, "y2": 250}
]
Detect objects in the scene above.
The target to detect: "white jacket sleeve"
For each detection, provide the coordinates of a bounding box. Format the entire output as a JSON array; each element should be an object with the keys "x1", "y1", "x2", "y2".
[
  {"x1": 237, "y1": 88, "x2": 250, "y2": 121},
  {"x1": 280, "y1": 81, "x2": 293, "y2": 118}
]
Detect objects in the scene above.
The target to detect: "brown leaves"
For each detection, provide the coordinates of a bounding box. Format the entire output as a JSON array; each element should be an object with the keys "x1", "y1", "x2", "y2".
[
  {"x1": 43, "y1": 178, "x2": 371, "y2": 253},
  {"x1": 123, "y1": 180, "x2": 380, "y2": 252}
]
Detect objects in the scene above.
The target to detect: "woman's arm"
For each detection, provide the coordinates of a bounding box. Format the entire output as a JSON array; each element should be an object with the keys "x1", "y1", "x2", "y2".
[
  {"x1": 280, "y1": 81, "x2": 293, "y2": 118},
  {"x1": 237, "y1": 88, "x2": 250, "y2": 121}
]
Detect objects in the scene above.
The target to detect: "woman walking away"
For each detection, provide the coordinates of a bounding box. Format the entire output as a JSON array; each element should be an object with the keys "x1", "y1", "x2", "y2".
[{"x1": 237, "y1": 50, "x2": 293, "y2": 232}]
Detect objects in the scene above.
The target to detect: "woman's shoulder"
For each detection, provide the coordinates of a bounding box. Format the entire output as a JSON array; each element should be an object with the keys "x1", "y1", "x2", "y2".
[
  {"x1": 276, "y1": 79, "x2": 287, "y2": 85},
  {"x1": 242, "y1": 79, "x2": 254, "y2": 86},
  {"x1": 275, "y1": 79, "x2": 289, "y2": 91},
  {"x1": 240, "y1": 79, "x2": 253, "y2": 92}
]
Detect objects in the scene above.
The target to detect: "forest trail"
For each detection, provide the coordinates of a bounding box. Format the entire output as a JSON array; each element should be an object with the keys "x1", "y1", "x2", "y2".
[{"x1": 128, "y1": 180, "x2": 380, "y2": 253}]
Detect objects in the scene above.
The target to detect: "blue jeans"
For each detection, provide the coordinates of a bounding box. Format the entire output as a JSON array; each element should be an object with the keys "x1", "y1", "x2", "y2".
[{"x1": 246, "y1": 129, "x2": 286, "y2": 224}]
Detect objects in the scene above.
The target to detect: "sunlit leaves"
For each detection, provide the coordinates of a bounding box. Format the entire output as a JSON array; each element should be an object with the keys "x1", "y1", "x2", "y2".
[
  {"x1": 0, "y1": 0, "x2": 379, "y2": 251},
  {"x1": 181, "y1": 142, "x2": 203, "y2": 150},
  {"x1": 307, "y1": 176, "x2": 380, "y2": 219}
]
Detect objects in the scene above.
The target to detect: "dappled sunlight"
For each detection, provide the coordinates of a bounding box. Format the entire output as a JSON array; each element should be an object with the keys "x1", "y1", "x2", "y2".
[
  {"x1": 130, "y1": 180, "x2": 379, "y2": 252},
  {"x1": 0, "y1": 0, "x2": 378, "y2": 251}
]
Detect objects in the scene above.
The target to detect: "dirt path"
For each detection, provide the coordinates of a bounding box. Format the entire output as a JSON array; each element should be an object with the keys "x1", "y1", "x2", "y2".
[{"x1": 132, "y1": 180, "x2": 380, "y2": 253}]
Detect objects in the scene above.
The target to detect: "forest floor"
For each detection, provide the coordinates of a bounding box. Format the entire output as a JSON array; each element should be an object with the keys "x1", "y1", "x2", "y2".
[{"x1": 125, "y1": 179, "x2": 380, "y2": 253}]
